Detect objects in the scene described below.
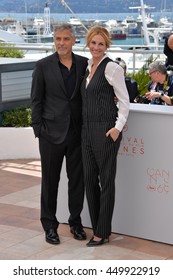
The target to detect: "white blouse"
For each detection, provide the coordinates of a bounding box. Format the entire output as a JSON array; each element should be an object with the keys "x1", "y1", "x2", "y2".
[{"x1": 86, "y1": 55, "x2": 130, "y2": 132}]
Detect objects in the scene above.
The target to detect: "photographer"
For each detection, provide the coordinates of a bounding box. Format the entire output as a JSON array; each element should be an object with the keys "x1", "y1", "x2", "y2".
[
  {"x1": 145, "y1": 61, "x2": 173, "y2": 105},
  {"x1": 164, "y1": 34, "x2": 173, "y2": 70},
  {"x1": 115, "y1": 58, "x2": 140, "y2": 103}
]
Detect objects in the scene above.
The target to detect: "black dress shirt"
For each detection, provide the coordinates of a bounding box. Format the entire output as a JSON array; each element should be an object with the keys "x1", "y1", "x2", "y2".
[{"x1": 58, "y1": 55, "x2": 76, "y2": 98}]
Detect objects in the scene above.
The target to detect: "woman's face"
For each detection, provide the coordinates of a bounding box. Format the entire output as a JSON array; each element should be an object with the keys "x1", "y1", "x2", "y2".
[{"x1": 88, "y1": 34, "x2": 107, "y2": 61}]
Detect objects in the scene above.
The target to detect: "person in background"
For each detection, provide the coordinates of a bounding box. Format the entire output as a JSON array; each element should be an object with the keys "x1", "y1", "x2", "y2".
[
  {"x1": 145, "y1": 61, "x2": 173, "y2": 105},
  {"x1": 31, "y1": 23, "x2": 88, "y2": 245},
  {"x1": 164, "y1": 34, "x2": 173, "y2": 69},
  {"x1": 81, "y1": 26, "x2": 129, "y2": 247},
  {"x1": 115, "y1": 57, "x2": 140, "y2": 103},
  {"x1": 156, "y1": 94, "x2": 173, "y2": 105}
]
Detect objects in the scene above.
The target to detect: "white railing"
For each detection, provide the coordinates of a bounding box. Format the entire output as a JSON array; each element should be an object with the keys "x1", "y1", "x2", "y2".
[
  {"x1": 73, "y1": 44, "x2": 165, "y2": 73},
  {"x1": 0, "y1": 43, "x2": 166, "y2": 73}
]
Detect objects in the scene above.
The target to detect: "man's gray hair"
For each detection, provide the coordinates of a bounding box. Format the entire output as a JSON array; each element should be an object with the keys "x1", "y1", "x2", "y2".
[
  {"x1": 53, "y1": 23, "x2": 75, "y2": 37},
  {"x1": 149, "y1": 61, "x2": 167, "y2": 75}
]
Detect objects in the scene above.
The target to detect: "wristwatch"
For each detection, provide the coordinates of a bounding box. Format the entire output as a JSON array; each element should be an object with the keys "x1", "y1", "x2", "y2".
[{"x1": 160, "y1": 92, "x2": 165, "y2": 97}]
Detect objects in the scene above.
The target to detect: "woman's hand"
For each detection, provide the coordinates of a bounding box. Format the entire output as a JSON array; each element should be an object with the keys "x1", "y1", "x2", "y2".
[{"x1": 106, "y1": 127, "x2": 120, "y2": 142}]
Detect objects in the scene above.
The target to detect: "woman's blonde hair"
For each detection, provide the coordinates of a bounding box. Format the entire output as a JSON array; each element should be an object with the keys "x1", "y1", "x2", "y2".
[{"x1": 85, "y1": 26, "x2": 111, "y2": 48}]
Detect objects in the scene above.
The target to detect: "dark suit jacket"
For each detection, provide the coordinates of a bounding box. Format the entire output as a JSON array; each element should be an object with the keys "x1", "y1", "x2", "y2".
[
  {"x1": 31, "y1": 52, "x2": 88, "y2": 144},
  {"x1": 164, "y1": 36, "x2": 173, "y2": 67},
  {"x1": 125, "y1": 76, "x2": 140, "y2": 103}
]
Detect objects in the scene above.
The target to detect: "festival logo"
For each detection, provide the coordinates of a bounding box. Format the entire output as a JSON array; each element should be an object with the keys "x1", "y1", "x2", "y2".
[
  {"x1": 146, "y1": 168, "x2": 170, "y2": 194},
  {"x1": 118, "y1": 124, "x2": 144, "y2": 157}
]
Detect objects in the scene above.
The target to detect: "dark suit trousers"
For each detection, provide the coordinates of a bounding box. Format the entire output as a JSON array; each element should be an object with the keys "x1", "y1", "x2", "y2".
[
  {"x1": 39, "y1": 125, "x2": 84, "y2": 231},
  {"x1": 82, "y1": 122, "x2": 122, "y2": 238}
]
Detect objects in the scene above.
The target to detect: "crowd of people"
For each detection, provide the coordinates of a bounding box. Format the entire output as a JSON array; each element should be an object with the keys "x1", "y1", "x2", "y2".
[{"x1": 30, "y1": 23, "x2": 173, "y2": 247}]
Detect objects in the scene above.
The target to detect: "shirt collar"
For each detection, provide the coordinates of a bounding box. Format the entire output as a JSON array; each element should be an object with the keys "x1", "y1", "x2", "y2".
[
  {"x1": 88, "y1": 54, "x2": 108, "y2": 70},
  {"x1": 56, "y1": 52, "x2": 76, "y2": 65}
]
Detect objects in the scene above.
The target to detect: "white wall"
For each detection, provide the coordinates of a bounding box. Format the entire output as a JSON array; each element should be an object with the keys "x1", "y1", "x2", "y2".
[
  {"x1": 0, "y1": 127, "x2": 40, "y2": 159},
  {"x1": 1, "y1": 104, "x2": 173, "y2": 245}
]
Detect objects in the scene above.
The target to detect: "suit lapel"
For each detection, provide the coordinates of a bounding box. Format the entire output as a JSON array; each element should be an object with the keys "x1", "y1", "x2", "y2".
[
  {"x1": 71, "y1": 54, "x2": 81, "y2": 99},
  {"x1": 50, "y1": 53, "x2": 67, "y2": 96},
  {"x1": 50, "y1": 53, "x2": 84, "y2": 99}
]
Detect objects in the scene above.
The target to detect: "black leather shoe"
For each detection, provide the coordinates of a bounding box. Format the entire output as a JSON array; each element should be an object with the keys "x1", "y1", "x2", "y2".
[
  {"x1": 86, "y1": 237, "x2": 109, "y2": 247},
  {"x1": 70, "y1": 226, "x2": 87, "y2": 240},
  {"x1": 45, "y1": 228, "x2": 60, "y2": 245}
]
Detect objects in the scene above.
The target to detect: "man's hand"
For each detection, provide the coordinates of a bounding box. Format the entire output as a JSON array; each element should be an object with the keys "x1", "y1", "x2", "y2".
[{"x1": 145, "y1": 91, "x2": 160, "y2": 100}]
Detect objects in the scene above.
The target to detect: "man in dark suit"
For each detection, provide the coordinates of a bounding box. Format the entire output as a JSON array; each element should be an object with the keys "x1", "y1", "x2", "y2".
[
  {"x1": 115, "y1": 57, "x2": 140, "y2": 103},
  {"x1": 164, "y1": 34, "x2": 173, "y2": 69},
  {"x1": 31, "y1": 23, "x2": 88, "y2": 245}
]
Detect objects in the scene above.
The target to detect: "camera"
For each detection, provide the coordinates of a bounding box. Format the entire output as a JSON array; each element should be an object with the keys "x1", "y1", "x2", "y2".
[
  {"x1": 135, "y1": 95, "x2": 150, "y2": 104},
  {"x1": 166, "y1": 65, "x2": 173, "y2": 71}
]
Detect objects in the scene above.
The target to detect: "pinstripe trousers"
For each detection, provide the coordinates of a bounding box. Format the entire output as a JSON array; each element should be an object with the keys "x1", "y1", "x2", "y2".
[{"x1": 82, "y1": 122, "x2": 122, "y2": 238}]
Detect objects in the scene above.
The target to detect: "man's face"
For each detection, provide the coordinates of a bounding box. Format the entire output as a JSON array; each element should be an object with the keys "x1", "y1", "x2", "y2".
[
  {"x1": 54, "y1": 30, "x2": 76, "y2": 57},
  {"x1": 149, "y1": 70, "x2": 165, "y2": 84}
]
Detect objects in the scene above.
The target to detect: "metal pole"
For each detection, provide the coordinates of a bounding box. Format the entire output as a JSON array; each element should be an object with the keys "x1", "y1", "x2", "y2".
[{"x1": 61, "y1": 0, "x2": 88, "y2": 32}]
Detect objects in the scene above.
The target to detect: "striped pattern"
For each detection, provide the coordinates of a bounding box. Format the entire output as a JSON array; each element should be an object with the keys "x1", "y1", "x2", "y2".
[{"x1": 81, "y1": 57, "x2": 122, "y2": 238}]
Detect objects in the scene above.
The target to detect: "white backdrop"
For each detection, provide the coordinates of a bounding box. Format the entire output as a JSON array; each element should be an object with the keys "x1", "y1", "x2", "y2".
[{"x1": 57, "y1": 104, "x2": 173, "y2": 245}]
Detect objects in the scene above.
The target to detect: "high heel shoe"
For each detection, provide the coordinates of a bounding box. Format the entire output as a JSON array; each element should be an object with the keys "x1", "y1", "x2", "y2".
[{"x1": 86, "y1": 237, "x2": 109, "y2": 247}]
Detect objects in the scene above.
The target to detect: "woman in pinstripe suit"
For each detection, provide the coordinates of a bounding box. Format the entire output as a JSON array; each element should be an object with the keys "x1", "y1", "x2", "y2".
[{"x1": 81, "y1": 27, "x2": 130, "y2": 246}]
